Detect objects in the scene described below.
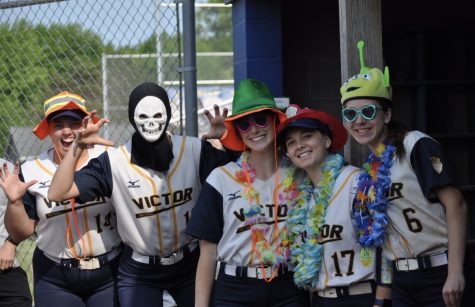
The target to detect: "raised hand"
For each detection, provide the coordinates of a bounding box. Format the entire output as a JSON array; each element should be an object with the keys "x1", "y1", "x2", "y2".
[
  {"x1": 201, "y1": 104, "x2": 228, "y2": 140},
  {"x1": 0, "y1": 162, "x2": 37, "y2": 204},
  {"x1": 76, "y1": 110, "x2": 115, "y2": 147}
]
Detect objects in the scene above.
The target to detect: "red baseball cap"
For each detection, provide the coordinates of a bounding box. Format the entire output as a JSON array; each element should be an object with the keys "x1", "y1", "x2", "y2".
[{"x1": 276, "y1": 104, "x2": 347, "y2": 152}]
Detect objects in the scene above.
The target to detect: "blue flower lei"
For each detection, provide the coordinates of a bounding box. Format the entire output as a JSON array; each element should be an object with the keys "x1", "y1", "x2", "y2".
[
  {"x1": 354, "y1": 143, "x2": 396, "y2": 247},
  {"x1": 286, "y1": 154, "x2": 344, "y2": 289}
]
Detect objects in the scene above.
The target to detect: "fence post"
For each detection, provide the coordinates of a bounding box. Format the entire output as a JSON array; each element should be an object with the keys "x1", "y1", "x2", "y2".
[{"x1": 178, "y1": 0, "x2": 198, "y2": 137}]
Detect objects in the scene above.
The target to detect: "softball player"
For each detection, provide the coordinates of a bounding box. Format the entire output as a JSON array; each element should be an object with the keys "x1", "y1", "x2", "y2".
[
  {"x1": 276, "y1": 104, "x2": 391, "y2": 307},
  {"x1": 47, "y1": 82, "x2": 234, "y2": 307},
  {"x1": 0, "y1": 92, "x2": 122, "y2": 307},
  {"x1": 0, "y1": 158, "x2": 32, "y2": 307},
  {"x1": 186, "y1": 79, "x2": 310, "y2": 307},
  {"x1": 339, "y1": 41, "x2": 467, "y2": 307}
]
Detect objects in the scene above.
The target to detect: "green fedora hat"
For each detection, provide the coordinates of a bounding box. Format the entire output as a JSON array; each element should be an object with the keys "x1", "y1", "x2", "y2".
[{"x1": 221, "y1": 79, "x2": 286, "y2": 151}]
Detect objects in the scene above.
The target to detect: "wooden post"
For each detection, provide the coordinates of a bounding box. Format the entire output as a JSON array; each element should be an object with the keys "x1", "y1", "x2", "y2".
[{"x1": 338, "y1": 0, "x2": 383, "y2": 166}]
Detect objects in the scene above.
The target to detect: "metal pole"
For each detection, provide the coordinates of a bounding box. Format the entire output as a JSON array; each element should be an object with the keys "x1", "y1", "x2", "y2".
[
  {"x1": 156, "y1": 0, "x2": 164, "y2": 85},
  {"x1": 175, "y1": 3, "x2": 184, "y2": 135},
  {"x1": 176, "y1": 0, "x2": 198, "y2": 137},
  {"x1": 101, "y1": 54, "x2": 109, "y2": 139}
]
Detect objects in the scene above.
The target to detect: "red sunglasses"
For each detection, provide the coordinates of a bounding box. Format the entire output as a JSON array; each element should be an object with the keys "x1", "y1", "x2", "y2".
[{"x1": 234, "y1": 112, "x2": 273, "y2": 133}]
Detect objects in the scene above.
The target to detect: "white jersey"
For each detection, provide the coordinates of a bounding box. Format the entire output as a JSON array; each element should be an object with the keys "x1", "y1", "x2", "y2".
[
  {"x1": 0, "y1": 158, "x2": 19, "y2": 267},
  {"x1": 21, "y1": 146, "x2": 121, "y2": 260},
  {"x1": 107, "y1": 137, "x2": 201, "y2": 256},
  {"x1": 187, "y1": 159, "x2": 292, "y2": 267},
  {"x1": 74, "y1": 135, "x2": 230, "y2": 257},
  {"x1": 383, "y1": 131, "x2": 450, "y2": 260},
  {"x1": 314, "y1": 165, "x2": 376, "y2": 290}
]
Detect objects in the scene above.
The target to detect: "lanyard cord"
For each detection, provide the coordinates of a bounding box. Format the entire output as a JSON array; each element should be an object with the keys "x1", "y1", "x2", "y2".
[
  {"x1": 53, "y1": 145, "x2": 89, "y2": 259},
  {"x1": 244, "y1": 118, "x2": 283, "y2": 283}
]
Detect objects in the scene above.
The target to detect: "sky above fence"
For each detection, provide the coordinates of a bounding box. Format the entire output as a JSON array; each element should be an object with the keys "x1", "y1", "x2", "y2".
[{"x1": 0, "y1": 0, "x2": 179, "y2": 47}]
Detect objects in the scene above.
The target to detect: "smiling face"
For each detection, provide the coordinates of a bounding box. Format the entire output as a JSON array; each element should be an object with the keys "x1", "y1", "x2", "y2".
[
  {"x1": 237, "y1": 111, "x2": 276, "y2": 153},
  {"x1": 342, "y1": 98, "x2": 391, "y2": 152},
  {"x1": 284, "y1": 128, "x2": 330, "y2": 173},
  {"x1": 48, "y1": 116, "x2": 83, "y2": 159},
  {"x1": 133, "y1": 96, "x2": 168, "y2": 142}
]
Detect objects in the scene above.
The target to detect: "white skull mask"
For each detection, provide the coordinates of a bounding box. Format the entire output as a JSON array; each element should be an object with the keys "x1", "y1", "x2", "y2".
[{"x1": 134, "y1": 96, "x2": 168, "y2": 142}]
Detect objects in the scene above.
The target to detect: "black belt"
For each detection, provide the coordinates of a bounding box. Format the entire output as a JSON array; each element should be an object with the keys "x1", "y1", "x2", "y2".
[
  {"x1": 220, "y1": 262, "x2": 290, "y2": 279},
  {"x1": 315, "y1": 280, "x2": 376, "y2": 298},
  {"x1": 131, "y1": 241, "x2": 198, "y2": 265},
  {"x1": 394, "y1": 250, "x2": 448, "y2": 271},
  {"x1": 51, "y1": 245, "x2": 122, "y2": 270}
]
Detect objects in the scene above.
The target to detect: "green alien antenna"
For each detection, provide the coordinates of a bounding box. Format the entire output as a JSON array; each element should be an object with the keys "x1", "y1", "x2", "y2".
[
  {"x1": 339, "y1": 40, "x2": 392, "y2": 104},
  {"x1": 357, "y1": 40, "x2": 391, "y2": 88}
]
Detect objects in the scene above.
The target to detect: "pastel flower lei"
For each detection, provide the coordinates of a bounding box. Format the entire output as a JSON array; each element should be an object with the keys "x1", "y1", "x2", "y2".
[
  {"x1": 286, "y1": 154, "x2": 344, "y2": 289},
  {"x1": 354, "y1": 143, "x2": 396, "y2": 247},
  {"x1": 235, "y1": 152, "x2": 294, "y2": 273}
]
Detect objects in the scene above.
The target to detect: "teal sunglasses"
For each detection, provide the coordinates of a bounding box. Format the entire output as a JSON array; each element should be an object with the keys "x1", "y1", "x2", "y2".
[{"x1": 342, "y1": 105, "x2": 381, "y2": 123}]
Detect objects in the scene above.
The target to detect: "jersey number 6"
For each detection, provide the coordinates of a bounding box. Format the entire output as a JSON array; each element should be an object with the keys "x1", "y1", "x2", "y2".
[{"x1": 402, "y1": 208, "x2": 423, "y2": 233}]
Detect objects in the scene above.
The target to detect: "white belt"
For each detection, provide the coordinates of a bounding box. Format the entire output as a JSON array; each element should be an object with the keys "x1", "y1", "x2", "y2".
[
  {"x1": 316, "y1": 281, "x2": 374, "y2": 298},
  {"x1": 131, "y1": 241, "x2": 198, "y2": 265},
  {"x1": 395, "y1": 251, "x2": 448, "y2": 272},
  {"x1": 222, "y1": 263, "x2": 289, "y2": 279}
]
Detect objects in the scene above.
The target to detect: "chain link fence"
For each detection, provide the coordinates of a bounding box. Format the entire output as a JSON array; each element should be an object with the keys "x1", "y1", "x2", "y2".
[{"x1": 0, "y1": 0, "x2": 232, "y2": 297}]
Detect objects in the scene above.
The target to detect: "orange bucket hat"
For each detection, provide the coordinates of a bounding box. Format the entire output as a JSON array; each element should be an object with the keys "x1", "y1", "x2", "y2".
[
  {"x1": 33, "y1": 91, "x2": 99, "y2": 140},
  {"x1": 220, "y1": 79, "x2": 286, "y2": 151}
]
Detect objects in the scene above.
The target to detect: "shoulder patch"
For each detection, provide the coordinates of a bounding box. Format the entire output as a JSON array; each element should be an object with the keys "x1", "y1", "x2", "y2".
[{"x1": 430, "y1": 157, "x2": 443, "y2": 174}]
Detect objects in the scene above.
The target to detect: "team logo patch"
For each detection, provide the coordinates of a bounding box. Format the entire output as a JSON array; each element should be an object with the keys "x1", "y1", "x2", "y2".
[
  {"x1": 38, "y1": 180, "x2": 50, "y2": 189},
  {"x1": 127, "y1": 180, "x2": 141, "y2": 188},
  {"x1": 227, "y1": 190, "x2": 241, "y2": 201},
  {"x1": 430, "y1": 157, "x2": 443, "y2": 174}
]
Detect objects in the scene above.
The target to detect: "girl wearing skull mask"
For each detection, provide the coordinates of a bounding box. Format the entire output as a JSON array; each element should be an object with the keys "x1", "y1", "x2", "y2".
[{"x1": 48, "y1": 82, "x2": 235, "y2": 307}]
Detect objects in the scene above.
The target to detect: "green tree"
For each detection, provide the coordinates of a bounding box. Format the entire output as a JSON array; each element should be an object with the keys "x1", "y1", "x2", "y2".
[
  {"x1": 0, "y1": 20, "x2": 107, "y2": 155},
  {"x1": 195, "y1": 0, "x2": 233, "y2": 80}
]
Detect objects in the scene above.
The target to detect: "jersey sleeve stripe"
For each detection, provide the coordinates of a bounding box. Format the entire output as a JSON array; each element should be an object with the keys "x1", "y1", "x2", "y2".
[
  {"x1": 328, "y1": 168, "x2": 359, "y2": 207},
  {"x1": 219, "y1": 165, "x2": 248, "y2": 187},
  {"x1": 82, "y1": 208, "x2": 93, "y2": 257},
  {"x1": 34, "y1": 158, "x2": 54, "y2": 176},
  {"x1": 120, "y1": 145, "x2": 165, "y2": 255},
  {"x1": 167, "y1": 136, "x2": 188, "y2": 251}
]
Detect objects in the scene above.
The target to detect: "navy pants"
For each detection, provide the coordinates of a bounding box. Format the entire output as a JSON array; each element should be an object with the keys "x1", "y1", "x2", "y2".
[
  {"x1": 212, "y1": 268, "x2": 310, "y2": 307},
  {"x1": 117, "y1": 245, "x2": 199, "y2": 307},
  {"x1": 392, "y1": 264, "x2": 448, "y2": 307},
  {"x1": 311, "y1": 292, "x2": 374, "y2": 307},
  {"x1": 0, "y1": 267, "x2": 32, "y2": 307},
  {"x1": 33, "y1": 248, "x2": 120, "y2": 307}
]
